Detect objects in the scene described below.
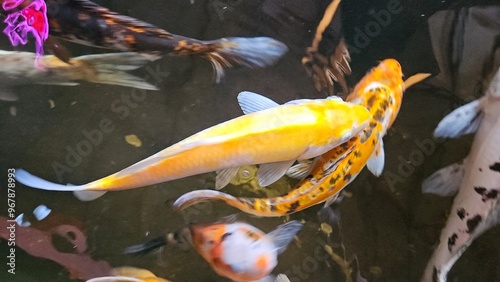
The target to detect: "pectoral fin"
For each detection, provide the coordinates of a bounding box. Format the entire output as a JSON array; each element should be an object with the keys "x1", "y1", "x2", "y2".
[
  {"x1": 267, "y1": 220, "x2": 303, "y2": 254},
  {"x1": 237, "y1": 91, "x2": 280, "y2": 114},
  {"x1": 323, "y1": 193, "x2": 341, "y2": 207},
  {"x1": 286, "y1": 160, "x2": 314, "y2": 179},
  {"x1": 258, "y1": 160, "x2": 296, "y2": 186},
  {"x1": 215, "y1": 167, "x2": 240, "y2": 190},
  {"x1": 434, "y1": 98, "x2": 485, "y2": 138},
  {"x1": 367, "y1": 139, "x2": 385, "y2": 177},
  {"x1": 422, "y1": 160, "x2": 466, "y2": 196}
]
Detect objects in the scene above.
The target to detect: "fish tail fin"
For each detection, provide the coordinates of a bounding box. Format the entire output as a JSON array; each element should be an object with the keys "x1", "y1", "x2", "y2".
[
  {"x1": 203, "y1": 37, "x2": 288, "y2": 82},
  {"x1": 74, "y1": 52, "x2": 160, "y2": 90},
  {"x1": 14, "y1": 169, "x2": 86, "y2": 191},
  {"x1": 173, "y1": 190, "x2": 281, "y2": 217},
  {"x1": 123, "y1": 235, "x2": 168, "y2": 256},
  {"x1": 73, "y1": 191, "x2": 108, "y2": 201}
]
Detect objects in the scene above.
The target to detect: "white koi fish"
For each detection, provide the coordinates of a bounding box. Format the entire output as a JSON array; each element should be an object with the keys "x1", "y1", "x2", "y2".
[{"x1": 421, "y1": 67, "x2": 500, "y2": 281}]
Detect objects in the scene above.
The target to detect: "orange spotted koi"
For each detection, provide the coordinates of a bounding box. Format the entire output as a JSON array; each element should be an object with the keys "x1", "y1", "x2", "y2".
[{"x1": 173, "y1": 59, "x2": 407, "y2": 216}]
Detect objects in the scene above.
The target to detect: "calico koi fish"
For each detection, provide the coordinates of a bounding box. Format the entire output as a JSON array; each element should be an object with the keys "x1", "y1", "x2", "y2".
[
  {"x1": 15, "y1": 91, "x2": 370, "y2": 200},
  {"x1": 420, "y1": 68, "x2": 500, "y2": 282},
  {"x1": 123, "y1": 217, "x2": 302, "y2": 282},
  {"x1": 173, "y1": 59, "x2": 408, "y2": 216},
  {"x1": 1, "y1": 0, "x2": 288, "y2": 81}
]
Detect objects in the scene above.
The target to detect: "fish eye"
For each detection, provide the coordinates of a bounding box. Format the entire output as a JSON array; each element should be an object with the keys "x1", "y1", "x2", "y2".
[{"x1": 221, "y1": 232, "x2": 233, "y2": 241}]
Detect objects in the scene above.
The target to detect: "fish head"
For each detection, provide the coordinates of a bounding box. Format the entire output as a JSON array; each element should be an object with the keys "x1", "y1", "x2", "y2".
[
  {"x1": 381, "y1": 59, "x2": 404, "y2": 129},
  {"x1": 188, "y1": 222, "x2": 228, "y2": 261},
  {"x1": 356, "y1": 59, "x2": 404, "y2": 130},
  {"x1": 190, "y1": 222, "x2": 277, "y2": 281}
]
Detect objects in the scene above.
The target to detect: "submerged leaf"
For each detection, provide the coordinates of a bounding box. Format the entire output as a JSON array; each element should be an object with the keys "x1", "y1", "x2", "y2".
[{"x1": 125, "y1": 135, "x2": 142, "y2": 147}]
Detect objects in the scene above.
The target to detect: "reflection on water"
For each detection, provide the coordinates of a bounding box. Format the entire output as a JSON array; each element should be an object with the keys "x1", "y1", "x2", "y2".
[{"x1": 1, "y1": 0, "x2": 499, "y2": 281}]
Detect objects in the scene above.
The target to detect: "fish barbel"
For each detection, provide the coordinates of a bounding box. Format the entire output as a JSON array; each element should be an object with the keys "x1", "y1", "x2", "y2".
[{"x1": 173, "y1": 59, "x2": 408, "y2": 216}]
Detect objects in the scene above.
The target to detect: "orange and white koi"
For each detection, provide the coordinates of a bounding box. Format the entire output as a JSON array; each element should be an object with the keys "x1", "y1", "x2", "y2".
[
  {"x1": 123, "y1": 218, "x2": 302, "y2": 282},
  {"x1": 15, "y1": 91, "x2": 370, "y2": 200},
  {"x1": 173, "y1": 59, "x2": 409, "y2": 216},
  {"x1": 421, "y1": 68, "x2": 500, "y2": 282}
]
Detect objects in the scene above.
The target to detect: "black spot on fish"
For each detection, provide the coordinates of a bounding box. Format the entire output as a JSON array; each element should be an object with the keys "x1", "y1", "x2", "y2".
[
  {"x1": 270, "y1": 204, "x2": 276, "y2": 212},
  {"x1": 466, "y1": 215, "x2": 482, "y2": 233},
  {"x1": 432, "y1": 267, "x2": 439, "y2": 282},
  {"x1": 367, "y1": 96, "x2": 377, "y2": 108},
  {"x1": 486, "y1": 190, "x2": 498, "y2": 200},
  {"x1": 221, "y1": 232, "x2": 232, "y2": 241},
  {"x1": 354, "y1": 150, "x2": 362, "y2": 158},
  {"x1": 447, "y1": 233, "x2": 458, "y2": 252},
  {"x1": 489, "y1": 162, "x2": 500, "y2": 172},
  {"x1": 329, "y1": 174, "x2": 340, "y2": 185},
  {"x1": 344, "y1": 174, "x2": 352, "y2": 182},
  {"x1": 457, "y1": 208, "x2": 467, "y2": 220},
  {"x1": 373, "y1": 110, "x2": 384, "y2": 122},
  {"x1": 474, "y1": 186, "x2": 499, "y2": 202},
  {"x1": 288, "y1": 201, "x2": 300, "y2": 213},
  {"x1": 474, "y1": 186, "x2": 487, "y2": 195},
  {"x1": 479, "y1": 168, "x2": 483, "y2": 172}
]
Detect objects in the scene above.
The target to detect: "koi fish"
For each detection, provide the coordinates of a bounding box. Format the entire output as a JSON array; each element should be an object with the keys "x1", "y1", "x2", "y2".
[
  {"x1": 1, "y1": 0, "x2": 288, "y2": 81},
  {"x1": 86, "y1": 267, "x2": 172, "y2": 282},
  {"x1": 123, "y1": 217, "x2": 302, "y2": 282},
  {"x1": 15, "y1": 91, "x2": 371, "y2": 200},
  {"x1": 302, "y1": 0, "x2": 351, "y2": 96},
  {"x1": 173, "y1": 59, "x2": 410, "y2": 216},
  {"x1": 420, "y1": 68, "x2": 500, "y2": 282},
  {"x1": 0, "y1": 50, "x2": 157, "y2": 101}
]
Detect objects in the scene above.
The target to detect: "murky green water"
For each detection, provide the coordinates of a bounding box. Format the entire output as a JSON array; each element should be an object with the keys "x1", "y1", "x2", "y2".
[{"x1": 1, "y1": 0, "x2": 499, "y2": 281}]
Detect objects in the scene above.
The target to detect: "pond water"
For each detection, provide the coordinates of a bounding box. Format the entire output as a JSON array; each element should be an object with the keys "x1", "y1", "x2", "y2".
[{"x1": 0, "y1": 0, "x2": 499, "y2": 281}]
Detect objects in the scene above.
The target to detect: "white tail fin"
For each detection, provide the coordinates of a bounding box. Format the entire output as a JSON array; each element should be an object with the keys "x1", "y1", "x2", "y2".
[{"x1": 15, "y1": 169, "x2": 85, "y2": 191}]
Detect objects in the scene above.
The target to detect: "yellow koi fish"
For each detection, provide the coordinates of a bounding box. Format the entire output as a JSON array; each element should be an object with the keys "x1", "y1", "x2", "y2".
[
  {"x1": 15, "y1": 92, "x2": 370, "y2": 201},
  {"x1": 173, "y1": 59, "x2": 408, "y2": 216}
]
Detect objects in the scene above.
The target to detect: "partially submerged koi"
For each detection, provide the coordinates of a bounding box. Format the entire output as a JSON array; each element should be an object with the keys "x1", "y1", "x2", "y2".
[
  {"x1": 0, "y1": 50, "x2": 158, "y2": 101},
  {"x1": 123, "y1": 217, "x2": 302, "y2": 282},
  {"x1": 421, "y1": 68, "x2": 500, "y2": 282}
]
